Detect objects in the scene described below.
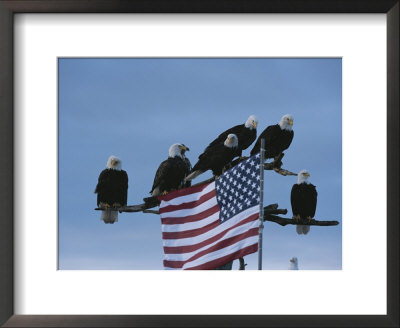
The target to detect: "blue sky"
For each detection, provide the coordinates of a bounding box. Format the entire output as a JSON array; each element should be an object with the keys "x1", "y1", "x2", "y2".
[{"x1": 58, "y1": 58, "x2": 342, "y2": 270}]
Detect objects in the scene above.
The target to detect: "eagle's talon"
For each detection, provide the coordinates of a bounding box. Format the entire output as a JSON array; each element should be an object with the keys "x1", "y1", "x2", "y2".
[
  {"x1": 112, "y1": 203, "x2": 121, "y2": 208},
  {"x1": 293, "y1": 215, "x2": 301, "y2": 222}
]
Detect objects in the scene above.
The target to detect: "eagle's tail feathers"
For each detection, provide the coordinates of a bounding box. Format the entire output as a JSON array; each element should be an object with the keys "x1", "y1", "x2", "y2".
[
  {"x1": 101, "y1": 209, "x2": 118, "y2": 224},
  {"x1": 302, "y1": 225, "x2": 310, "y2": 235},
  {"x1": 296, "y1": 225, "x2": 303, "y2": 235},
  {"x1": 296, "y1": 225, "x2": 310, "y2": 235}
]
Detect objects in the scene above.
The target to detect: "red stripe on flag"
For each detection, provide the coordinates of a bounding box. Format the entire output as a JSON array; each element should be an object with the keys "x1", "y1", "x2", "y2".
[
  {"x1": 159, "y1": 189, "x2": 216, "y2": 214},
  {"x1": 162, "y1": 219, "x2": 220, "y2": 240},
  {"x1": 161, "y1": 204, "x2": 220, "y2": 225},
  {"x1": 187, "y1": 243, "x2": 259, "y2": 270},
  {"x1": 163, "y1": 228, "x2": 258, "y2": 269},
  {"x1": 158, "y1": 182, "x2": 211, "y2": 202},
  {"x1": 163, "y1": 213, "x2": 259, "y2": 253},
  {"x1": 164, "y1": 241, "x2": 259, "y2": 270}
]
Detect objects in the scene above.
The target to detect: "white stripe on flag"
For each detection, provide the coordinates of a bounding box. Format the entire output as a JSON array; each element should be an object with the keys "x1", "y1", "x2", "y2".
[
  {"x1": 162, "y1": 205, "x2": 259, "y2": 248},
  {"x1": 181, "y1": 235, "x2": 259, "y2": 270},
  {"x1": 160, "y1": 196, "x2": 218, "y2": 218},
  {"x1": 164, "y1": 218, "x2": 259, "y2": 262},
  {"x1": 159, "y1": 182, "x2": 215, "y2": 207},
  {"x1": 161, "y1": 211, "x2": 220, "y2": 233}
]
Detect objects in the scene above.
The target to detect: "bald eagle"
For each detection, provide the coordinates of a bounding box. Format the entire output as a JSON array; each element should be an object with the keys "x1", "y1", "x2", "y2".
[
  {"x1": 250, "y1": 114, "x2": 294, "y2": 159},
  {"x1": 185, "y1": 134, "x2": 238, "y2": 182},
  {"x1": 291, "y1": 170, "x2": 317, "y2": 235},
  {"x1": 182, "y1": 156, "x2": 192, "y2": 188},
  {"x1": 289, "y1": 257, "x2": 299, "y2": 270},
  {"x1": 150, "y1": 143, "x2": 191, "y2": 197},
  {"x1": 204, "y1": 115, "x2": 258, "y2": 158},
  {"x1": 95, "y1": 155, "x2": 128, "y2": 224}
]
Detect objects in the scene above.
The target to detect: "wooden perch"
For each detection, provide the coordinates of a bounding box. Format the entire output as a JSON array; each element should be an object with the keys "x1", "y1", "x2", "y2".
[
  {"x1": 143, "y1": 209, "x2": 160, "y2": 214},
  {"x1": 95, "y1": 202, "x2": 339, "y2": 228},
  {"x1": 95, "y1": 203, "x2": 156, "y2": 213},
  {"x1": 264, "y1": 203, "x2": 288, "y2": 215},
  {"x1": 228, "y1": 153, "x2": 297, "y2": 176},
  {"x1": 264, "y1": 214, "x2": 339, "y2": 227},
  {"x1": 263, "y1": 153, "x2": 297, "y2": 176},
  {"x1": 269, "y1": 167, "x2": 297, "y2": 176},
  {"x1": 95, "y1": 202, "x2": 284, "y2": 216},
  {"x1": 120, "y1": 204, "x2": 150, "y2": 212}
]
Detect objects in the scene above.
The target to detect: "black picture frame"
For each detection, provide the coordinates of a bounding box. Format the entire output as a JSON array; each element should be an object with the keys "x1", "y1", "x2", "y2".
[{"x1": 0, "y1": 1, "x2": 398, "y2": 327}]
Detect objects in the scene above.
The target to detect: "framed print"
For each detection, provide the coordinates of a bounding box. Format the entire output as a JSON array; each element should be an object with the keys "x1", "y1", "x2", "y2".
[{"x1": 0, "y1": 1, "x2": 398, "y2": 327}]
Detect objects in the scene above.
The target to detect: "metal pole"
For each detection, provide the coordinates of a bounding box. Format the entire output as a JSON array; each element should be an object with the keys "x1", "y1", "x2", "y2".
[{"x1": 258, "y1": 138, "x2": 265, "y2": 270}]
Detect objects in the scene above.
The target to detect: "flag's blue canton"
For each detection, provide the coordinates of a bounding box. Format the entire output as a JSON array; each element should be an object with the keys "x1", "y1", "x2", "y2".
[{"x1": 215, "y1": 154, "x2": 261, "y2": 223}]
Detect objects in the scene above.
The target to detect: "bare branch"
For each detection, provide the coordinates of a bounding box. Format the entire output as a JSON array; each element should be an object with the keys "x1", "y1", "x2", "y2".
[
  {"x1": 264, "y1": 214, "x2": 339, "y2": 227},
  {"x1": 263, "y1": 153, "x2": 297, "y2": 176},
  {"x1": 264, "y1": 204, "x2": 287, "y2": 215},
  {"x1": 95, "y1": 202, "x2": 284, "y2": 214},
  {"x1": 95, "y1": 200, "x2": 338, "y2": 228},
  {"x1": 265, "y1": 208, "x2": 288, "y2": 215},
  {"x1": 228, "y1": 154, "x2": 297, "y2": 176},
  {"x1": 265, "y1": 203, "x2": 279, "y2": 210},
  {"x1": 120, "y1": 204, "x2": 148, "y2": 212},
  {"x1": 143, "y1": 209, "x2": 159, "y2": 214},
  {"x1": 271, "y1": 167, "x2": 297, "y2": 176},
  {"x1": 95, "y1": 203, "x2": 152, "y2": 213}
]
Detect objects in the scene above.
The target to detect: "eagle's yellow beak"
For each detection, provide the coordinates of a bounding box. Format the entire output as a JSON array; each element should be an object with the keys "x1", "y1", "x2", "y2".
[
  {"x1": 180, "y1": 145, "x2": 189, "y2": 151},
  {"x1": 253, "y1": 121, "x2": 258, "y2": 128},
  {"x1": 289, "y1": 119, "x2": 293, "y2": 126},
  {"x1": 305, "y1": 172, "x2": 310, "y2": 177}
]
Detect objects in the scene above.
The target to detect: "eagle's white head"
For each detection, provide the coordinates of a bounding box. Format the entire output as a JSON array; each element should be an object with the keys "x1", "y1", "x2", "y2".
[
  {"x1": 224, "y1": 134, "x2": 239, "y2": 148},
  {"x1": 297, "y1": 169, "x2": 310, "y2": 184},
  {"x1": 169, "y1": 143, "x2": 190, "y2": 159},
  {"x1": 106, "y1": 155, "x2": 122, "y2": 171},
  {"x1": 289, "y1": 257, "x2": 299, "y2": 270},
  {"x1": 245, "y1": 114, "x2": 258, "y2": 130},
  {"x1": 279, "y1": 114, "x2": 294, "y2": 131}
]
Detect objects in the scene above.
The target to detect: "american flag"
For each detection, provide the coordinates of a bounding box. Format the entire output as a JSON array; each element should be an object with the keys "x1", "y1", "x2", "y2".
[{"x1": 158, "y1": 154, "x2": 261, "y2": 270}]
